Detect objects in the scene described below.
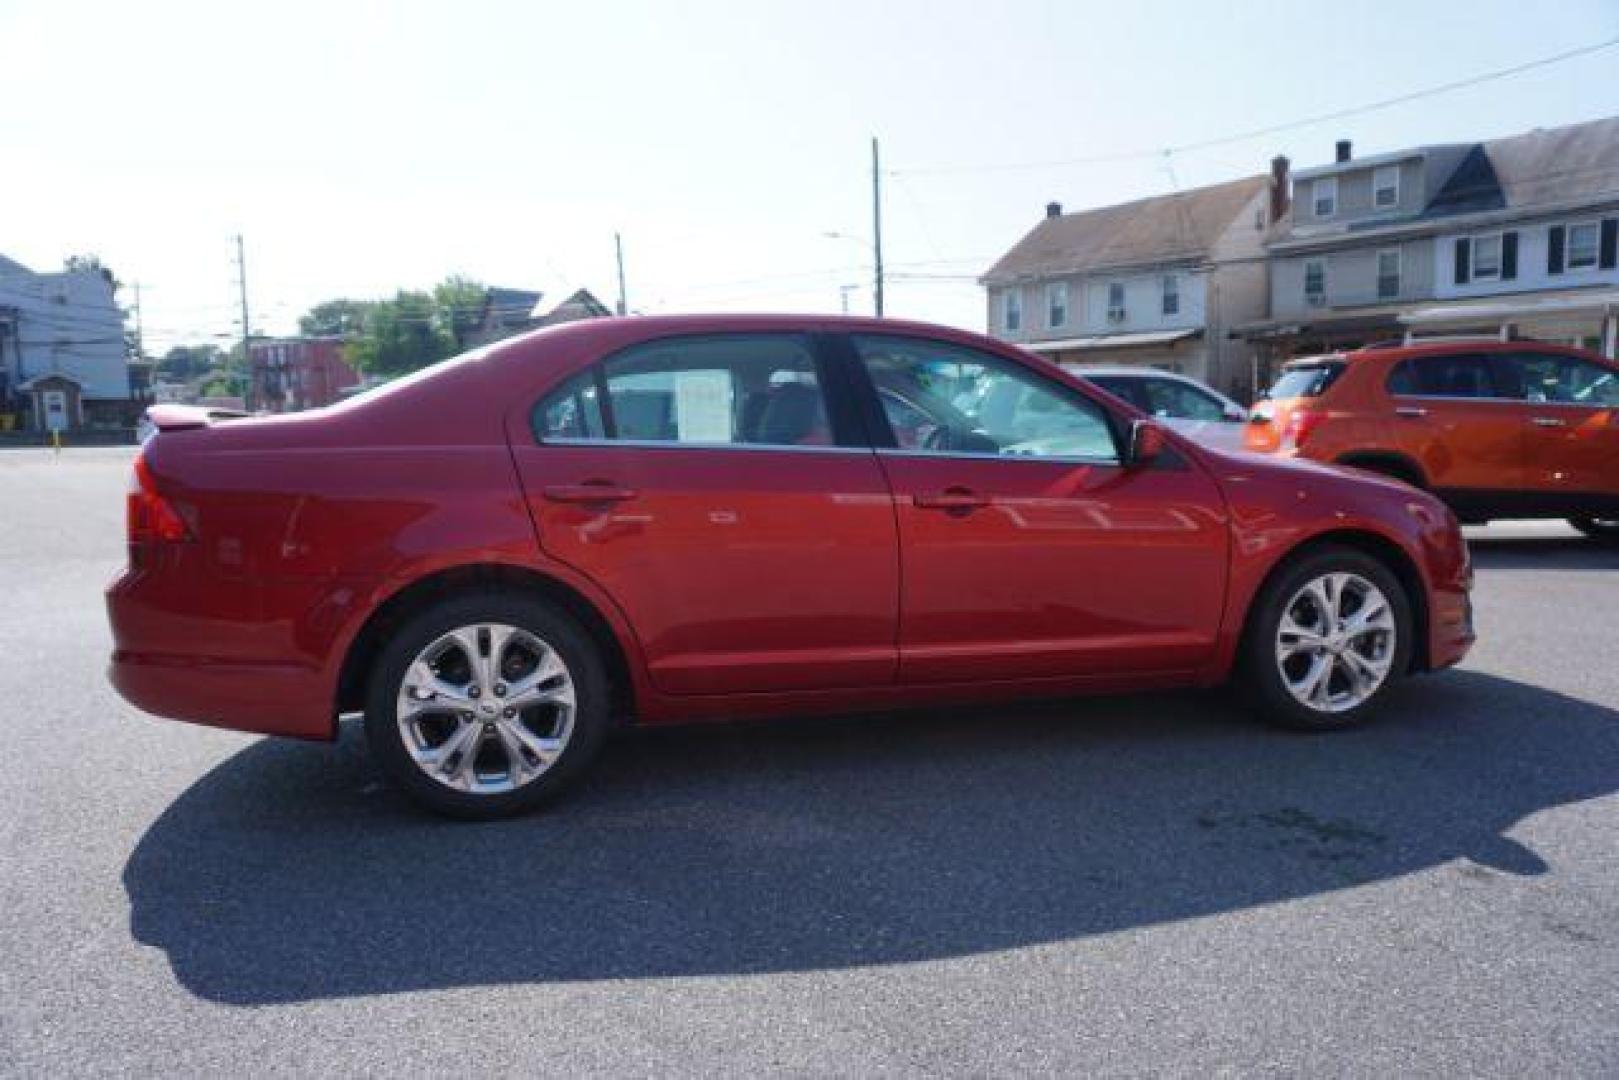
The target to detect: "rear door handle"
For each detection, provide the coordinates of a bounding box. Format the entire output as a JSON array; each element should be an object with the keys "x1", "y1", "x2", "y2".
[
  {"x1": 543, "y1": 482, "x2": 637, "y2": 504},
  {"x1": 1395, "y1": 406, "x2": 1428, "y2": 418},
  {"x1": 1530, "y1": 416, "x2": 1567, "y2": 428},
  {"x1": 913, "y1": 487, "x2": 989, "y2": 512}
]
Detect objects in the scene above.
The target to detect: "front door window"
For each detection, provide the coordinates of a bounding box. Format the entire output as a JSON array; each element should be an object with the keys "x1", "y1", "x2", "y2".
[{"x1": 851, "y1": 335, "x2": 1118, "y2": 461}]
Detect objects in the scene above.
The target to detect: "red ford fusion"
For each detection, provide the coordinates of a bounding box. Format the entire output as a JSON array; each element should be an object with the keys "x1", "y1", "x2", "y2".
[{"x1": 108, "y1": 315, "x2": 1474, "y2": 818}]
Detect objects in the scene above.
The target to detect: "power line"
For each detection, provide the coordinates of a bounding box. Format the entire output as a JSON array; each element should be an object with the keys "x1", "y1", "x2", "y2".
[{"x1": 894, "y1": 37, "x2": 1619, "y2": 177}]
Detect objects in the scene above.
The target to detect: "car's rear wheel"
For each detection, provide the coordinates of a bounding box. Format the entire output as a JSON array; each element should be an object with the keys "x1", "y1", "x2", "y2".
[
  {"x1": 363, "y1": 591, "x2": 610, "y2": 819},
  {"x1": 1569, "y1": 516, "x2": 1619, "y2": 542},
  {"x1": 1239, "y1": 546, "x2": 1413, "y2": 731}
]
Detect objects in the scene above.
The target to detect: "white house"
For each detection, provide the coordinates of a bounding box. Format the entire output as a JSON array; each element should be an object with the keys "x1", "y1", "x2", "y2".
[
  {"x1": 1247, "y1": 117, "x2": 1619, "y2": 362},
  {"x1": 981, "y1": 168, "x2": 1283, "y2": 401},
  {"x1": 0, "y1": 254, "x2": 132, "y2": 431}
]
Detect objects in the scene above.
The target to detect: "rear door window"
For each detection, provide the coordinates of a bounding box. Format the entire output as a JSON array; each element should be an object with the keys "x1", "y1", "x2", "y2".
[
  {"x1": 532, "y1": 334, "x2": 841, "y2": 447},
  {"x1": 1386, "y1": 354, "x2": 1507, "y2": 399},
  {"x1": 1266, "y1": 362, "x2": 1345, "y2": 400},
  {"x1": 1085, "y1": 376, "x2": 1151, "y2": 412},
  {"x1": 1141, "y1": 378, "x2": 1226, "y2": 421}
]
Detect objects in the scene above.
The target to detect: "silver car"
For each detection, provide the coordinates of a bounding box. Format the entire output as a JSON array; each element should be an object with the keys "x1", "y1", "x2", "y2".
[{"x1": 1070, "y1": 366, "x2": 1248, "y2": 452}]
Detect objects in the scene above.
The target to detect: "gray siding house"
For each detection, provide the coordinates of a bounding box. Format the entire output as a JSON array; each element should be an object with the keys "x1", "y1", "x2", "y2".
[
  {"x1": 0, "y1": 254, "x2": 132, "y2": 432},
  {"x1": 981, "y1": 168, "x2": 1284, "y2": 401},
  {"x1": 1246, "y1": 117, "x2": 1619, "y2": 366}
]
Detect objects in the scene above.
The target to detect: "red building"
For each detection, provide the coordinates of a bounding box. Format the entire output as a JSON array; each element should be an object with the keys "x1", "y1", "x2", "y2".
[{"x1": 250, "y1": 337, "x2": 359, "y2": 412}]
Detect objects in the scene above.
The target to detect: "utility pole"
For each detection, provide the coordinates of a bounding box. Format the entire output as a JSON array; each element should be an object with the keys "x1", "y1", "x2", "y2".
[
  {"x1": 131, "y1": 282, "x2": 144, "y2": 361},
  {"x1": 234, "y1": 234, "x2": 253, "y2": 409},
  {"x1": 614, "y1": 232, "x2": 628, "y2": 316},
  {"x1": 871, "y1": 136, "x2": 885, "y2": 317}
]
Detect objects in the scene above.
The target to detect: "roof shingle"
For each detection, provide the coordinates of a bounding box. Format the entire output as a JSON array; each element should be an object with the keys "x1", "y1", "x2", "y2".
[{"x1": 982, "y1": 174, "x2": 1268, "y2": 283}]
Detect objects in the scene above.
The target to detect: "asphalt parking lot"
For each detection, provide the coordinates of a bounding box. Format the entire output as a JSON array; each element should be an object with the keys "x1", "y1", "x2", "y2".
[{"x1": 3, "y1": 447, "x2": 1618, "y2": 1075}]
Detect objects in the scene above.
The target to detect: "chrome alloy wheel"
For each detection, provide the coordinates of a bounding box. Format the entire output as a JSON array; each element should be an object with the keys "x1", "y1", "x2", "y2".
[
  {"x1": 1274, "y1": 572, "x2": 1397, "y2": 714},
  {"x1": 394, "y1": 623, "x2": 576, "y2": 794}
]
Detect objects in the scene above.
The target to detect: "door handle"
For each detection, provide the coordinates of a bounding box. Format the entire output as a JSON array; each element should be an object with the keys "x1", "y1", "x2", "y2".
[
  {"x1": 1530, "y1": 416, "x2": 1567, "y2": 428},
  {"x1": 913, "y1": 487, "x2": 989, "y2": 512},
  {"x1": 542, "y1": 482, "x2": 637, "y2": 504},
  {"x1": 1395, "y1": 406, "x2": 1428, "y2": 418}
]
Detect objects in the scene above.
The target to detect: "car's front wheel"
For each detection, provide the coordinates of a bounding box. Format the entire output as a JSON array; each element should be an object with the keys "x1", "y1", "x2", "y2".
[
  {"x1": 1569, "y1": 516, "x2": 1619, "y2": 542},
  {"x1": 363, "y1": 591, "x2": 611, "y2": 819},
  {"x1": 1239, "y1": 546, "x2": 1414, "y2": 731}
]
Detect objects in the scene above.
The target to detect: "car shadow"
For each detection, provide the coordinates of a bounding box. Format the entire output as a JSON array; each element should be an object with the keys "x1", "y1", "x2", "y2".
[
  {"x1": 124, "y1": 671, "x2": 1619, "y2": 1005},
  {"x1": 1466, "y1": 535, "x2": 1619, "y2": 571}
]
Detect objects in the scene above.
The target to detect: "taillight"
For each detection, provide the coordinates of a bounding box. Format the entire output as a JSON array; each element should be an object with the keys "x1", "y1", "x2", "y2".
[
  {"x1": 1282, "y1": 409, "x2": 1325, "y2": 450},
  {"x1": 126, "y1": 452, "x2": 191, "y2": 544}
]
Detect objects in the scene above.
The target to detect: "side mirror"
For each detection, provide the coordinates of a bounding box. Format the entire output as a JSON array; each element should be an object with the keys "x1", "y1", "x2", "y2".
[{"x1": 1126, "y1": 419, "x2": 1168, "y2": 467}]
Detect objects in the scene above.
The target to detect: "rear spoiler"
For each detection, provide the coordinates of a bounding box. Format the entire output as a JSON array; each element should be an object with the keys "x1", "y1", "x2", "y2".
[{"x1": 145, "y1": 404, "x2": 250, "y2": 433}]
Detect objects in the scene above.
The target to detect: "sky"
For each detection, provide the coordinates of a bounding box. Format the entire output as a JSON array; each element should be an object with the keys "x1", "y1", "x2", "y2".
[{"x1": 3, "y1": 0, "x2": 1618, "y2": 353}]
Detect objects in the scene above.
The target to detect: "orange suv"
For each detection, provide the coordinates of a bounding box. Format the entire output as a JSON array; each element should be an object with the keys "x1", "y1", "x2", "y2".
[{"x1": 1246, "y1": 339, "x2": 1619, "y2": 538}]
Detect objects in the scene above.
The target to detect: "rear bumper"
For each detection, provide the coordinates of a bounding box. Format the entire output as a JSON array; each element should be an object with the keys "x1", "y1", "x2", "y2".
[
  {"x1": 108, "y1": 650, "x2": 334, "y2": 740},
  {"x1": 105, "y1": 563, "x2": 343, "y2": 740}
]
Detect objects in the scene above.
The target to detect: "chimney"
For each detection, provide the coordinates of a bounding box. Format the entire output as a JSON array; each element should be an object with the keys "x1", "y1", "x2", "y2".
[
  {"x1": 1046, "y1": 201, "x2": 1062, "y2": 219},
  {"x1": 1269, "y1": 155, "x2": 1290, "y2": 223},
  {"x1": 1335, "y1": 139, "x2": 1352, "y2": 163}
]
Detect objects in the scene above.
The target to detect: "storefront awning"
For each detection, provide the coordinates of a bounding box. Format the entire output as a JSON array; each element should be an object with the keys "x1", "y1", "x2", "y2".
[
  {"x1": 1400, "y1": 286, "x2": 1619, "y2": 327},
  {"x1": 1023, "y1": 328, "x2": 1202, "y2": 353}
]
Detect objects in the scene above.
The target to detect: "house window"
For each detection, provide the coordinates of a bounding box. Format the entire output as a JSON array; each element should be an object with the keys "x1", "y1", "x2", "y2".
[
  {"x1": 1003, "y1": 289, "x2": 1022, "y2": 332},
  {"x1": 1304, "y1": 258, "x2": 1326, "y2": 305},
  {"x1": 1313, "y1": 177, "x2": 1337, "y2": 218},
  {"x1": 1566, "y1": 222, "x2": 1600, "y2": 270},
  {"x1": 1472, "y1": 233, "x2": 1502, "y2": 280},
  {"x1": 1107, "y1": 282, "x2": 1126, "y2": 321},
  {"x1": 1161, "y1": 274, "x2": 1180, "y2": 316},
  {"x1": 1373, "y1": 166, "x2": 1400, "y2": 209},
  {"x1": 1046, "y1": 283, "x2": 1068, "y2": 328},
  {"x1": 1377, "y1": 248, "x2": 1401, "y2": 299}
]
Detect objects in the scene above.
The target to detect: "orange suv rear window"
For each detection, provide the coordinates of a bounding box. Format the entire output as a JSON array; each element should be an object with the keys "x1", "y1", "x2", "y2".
[{"x1": 1265, "y1": 361, "x2": 1345, "y2": 400}]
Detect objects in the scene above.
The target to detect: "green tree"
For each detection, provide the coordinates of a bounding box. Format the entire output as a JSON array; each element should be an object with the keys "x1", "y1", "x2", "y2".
[
  {"x1": 298, "y1": 299, "x2": 372, "y2": 337},
  {"x1": 433, "y1": 275, "x2": 487, "y2": 349},
  {"x1": 63, "y1": 254, "x2": 120, "y2": 292},
  {"x1": 345, "y1": 290, "x2": 455, "y2": 377},
  {"x1": 156, "y1": 344, "x2": 225, "y2": 382}
]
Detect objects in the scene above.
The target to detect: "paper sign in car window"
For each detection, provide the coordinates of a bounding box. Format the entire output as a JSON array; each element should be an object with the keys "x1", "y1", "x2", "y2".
[{"x1": 674, "y1": 370, "x2": 733, "y2": 442}]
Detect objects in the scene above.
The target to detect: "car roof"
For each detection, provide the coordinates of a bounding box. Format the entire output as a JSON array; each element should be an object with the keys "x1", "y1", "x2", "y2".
[{"x1": 1284, "y1": 338, "x2": 1609, "y2": 370}]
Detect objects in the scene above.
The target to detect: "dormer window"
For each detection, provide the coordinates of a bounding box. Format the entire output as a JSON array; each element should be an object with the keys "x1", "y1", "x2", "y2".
[
  {"x1": 1313, "y1": 177, "x2": 1337, "y2": 219},
  {"x1": 1373, "y1": 166, "x2": 1400, "y2": 209}
]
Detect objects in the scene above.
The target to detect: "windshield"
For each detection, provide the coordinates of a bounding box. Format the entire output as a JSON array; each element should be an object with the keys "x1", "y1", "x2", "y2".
[{"x1": 1265, "y1": 361, "x2": 1346, "y2": 401}]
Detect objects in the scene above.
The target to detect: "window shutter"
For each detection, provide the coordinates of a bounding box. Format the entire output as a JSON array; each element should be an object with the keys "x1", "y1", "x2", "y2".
[
  {"x1": 1501, "y1": 231, "x2": 1519, "y2": 281},
  {"x1": 1454, "y1": 238, "x2": 1471, "y2": 285},
  {"x1": 1602, "y1": 219, "x2": 1618, "y2": 269},
  {"x1": 1548, "y1": 225, "x2": 1566, "y2": 274}
]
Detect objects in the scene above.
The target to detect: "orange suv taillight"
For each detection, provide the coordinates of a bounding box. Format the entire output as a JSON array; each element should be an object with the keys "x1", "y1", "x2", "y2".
[
  {"x1": 1282, "y1": 409, "x2": 1325, "y2": 450},
  {"x1": 127, "y1": 452, "x2": 191, "y2": 544}
]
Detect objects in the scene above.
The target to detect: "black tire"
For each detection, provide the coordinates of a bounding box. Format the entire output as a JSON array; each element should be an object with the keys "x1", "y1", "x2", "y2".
[
  {"x1": 363, "y1": 590, "x2": 611, "y2": 819},
  {"x1": 1237, "y1": 544, "x2": 1414, "y2": 732},
  {"x1": 1569, "y1": 516, "x2": 1619, "y2": 542}
]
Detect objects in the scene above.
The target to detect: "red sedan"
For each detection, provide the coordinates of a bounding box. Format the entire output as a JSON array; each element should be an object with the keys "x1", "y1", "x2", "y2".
[{"x1": 108, "y1": 316, "x2": 1475, "y2": 818}]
